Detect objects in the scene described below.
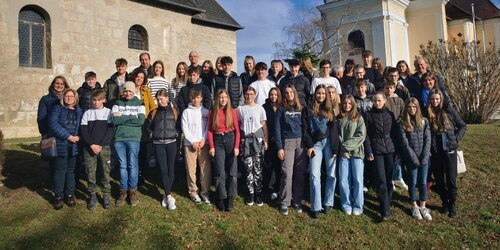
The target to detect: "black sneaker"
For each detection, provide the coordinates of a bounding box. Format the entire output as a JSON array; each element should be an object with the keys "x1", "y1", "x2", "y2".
[
  {"x1": 87, "y1": 194, "x2": 97, "y2": 210},
  {"x1": 226, "y1": 196, "x2": 234, "y2": 211},
  {"x1": 324, "y1": 206, "x2": 333, "y2": 214},
  {"x1": 279, "y1": 206, "x2": 289, "y2": 216},
  {"x1": 245, "y1": 193, "x2": 254, "y2": 206},
  {"x1": 54, "y1": 197, "x2": 64, "y2": 210},
  {"x1": 310, "y1": 210, "x2": 320, "y2": 219},
  {"x1": 441, "y1": 202, "x2": 450, "y2": 215},
  {"x1": 255, "y1": 193, "x2": 264, "y2": 207},
  {"x1": 292, "y1": 203, "x2": 303, "y2": 213}
]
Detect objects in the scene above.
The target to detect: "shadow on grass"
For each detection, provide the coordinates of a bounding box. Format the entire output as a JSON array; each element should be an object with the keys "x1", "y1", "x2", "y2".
[{"x1": 2, "y1": 144, "x2": 54, "y2": 205}]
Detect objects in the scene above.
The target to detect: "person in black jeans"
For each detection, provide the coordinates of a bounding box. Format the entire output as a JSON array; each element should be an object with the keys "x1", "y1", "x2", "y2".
[
  {"x1": 207, "y1": 89, "x2": 241, "y2": 212},
  {"x1": 364, "y1": 92, "x2": 398, "y2": 220},
  {"x1": 427, "y1": 89, "x2": 466, "y2": 218}
]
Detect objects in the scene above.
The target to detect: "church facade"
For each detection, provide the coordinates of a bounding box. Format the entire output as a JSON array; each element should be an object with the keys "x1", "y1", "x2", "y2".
[
  {"x1": 318, "y1": 0, "x2": 500, "y2": 66},
  {"x1": 0, "y1": 0, "x2": 242, "y2": 138}
]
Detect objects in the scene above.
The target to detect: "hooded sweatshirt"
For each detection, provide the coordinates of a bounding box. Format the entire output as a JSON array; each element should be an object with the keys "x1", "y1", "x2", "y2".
[
  {"x1": 111, "y1": 96, "x2": 146, "y2": 141},
  {"x1": 181, "y1": 103, "x2": 209, "y2": 146}
]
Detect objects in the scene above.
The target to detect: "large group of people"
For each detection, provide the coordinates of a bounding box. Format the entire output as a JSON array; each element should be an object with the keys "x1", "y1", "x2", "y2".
[{"x1": 37, "y1": 49, "x2": 466, "y2": 221}]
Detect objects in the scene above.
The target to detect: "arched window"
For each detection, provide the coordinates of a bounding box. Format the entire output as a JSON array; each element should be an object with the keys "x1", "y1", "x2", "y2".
[
  {"x1": 128, "y1": 25, "x2": 148, "y2": 51},
  {"x1": 348, "y1": 30, "x2": 365, "y2": 55},
  {"x1": 19, "y1": 6, "x2": 50, "y2": 68}
]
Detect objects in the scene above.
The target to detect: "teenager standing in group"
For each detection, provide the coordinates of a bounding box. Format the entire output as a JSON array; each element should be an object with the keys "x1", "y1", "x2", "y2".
[
  {"x1": 262, "y1": 87, "x2": 282, "y2": 201},
  {"x1": 208, "y1": 89, "x2": 241, "y2": 212},
  {"x1": 427, "y1": 89, "x2": 466, "y2": 218},
  {"x1": 338, "y1": 95, "x2": 366, "y2": 216},
  {"x1": 275, "y1": 84, "x2": 307, "y2": 215},
  {"x1": 364, "y1": 92, "x2": 398, "y2": 220},
  {"x1": 302, "y1": 85, "x2": 339, "y2": 218}
]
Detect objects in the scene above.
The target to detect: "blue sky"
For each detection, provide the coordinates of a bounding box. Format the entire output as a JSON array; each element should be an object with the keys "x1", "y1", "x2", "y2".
[{"x1": 217, "y1": 0, "x2": 323, "y2": 73}]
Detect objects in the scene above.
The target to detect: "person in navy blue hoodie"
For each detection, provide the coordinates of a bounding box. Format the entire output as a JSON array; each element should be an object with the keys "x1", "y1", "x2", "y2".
[
  {"x1": 275, "y1": 84, "x2": 307, "y2": 216},
  {"x1": 48, "y1": 89, "x2": 83, "y2": 210},
  {"x1": 38, "y1": 75, "x2": 69, "y2": 138}
]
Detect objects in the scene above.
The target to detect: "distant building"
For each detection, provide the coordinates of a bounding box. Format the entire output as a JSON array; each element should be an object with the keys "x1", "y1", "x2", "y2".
[
  {"x1": 0, "y1": 0, "x2": 242, "y2": 138},
  {"x1": 318, "y1": 0, "x2": 500, "y2": 66}
]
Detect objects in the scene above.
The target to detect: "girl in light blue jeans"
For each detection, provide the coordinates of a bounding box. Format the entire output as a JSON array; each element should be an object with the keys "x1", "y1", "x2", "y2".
[
  {"x1": 338, "y1": 95, "x2": 366, "y2": 215},
  {"x1": 302, "y1": 85, "x2": 339, "y2": 219}
]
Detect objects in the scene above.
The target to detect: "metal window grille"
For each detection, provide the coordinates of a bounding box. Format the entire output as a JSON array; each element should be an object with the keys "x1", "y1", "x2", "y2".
[
  {"x1": 128, "y1": 25, "x2": 148, "y2": 51},
  {"x1": 18, "y1": 9, "x2": 46, "y2": 68}
]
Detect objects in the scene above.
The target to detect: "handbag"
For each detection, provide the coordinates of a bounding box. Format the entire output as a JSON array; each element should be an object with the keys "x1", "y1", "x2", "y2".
[
  {"x1": 40, "y1": 137, "x2": 57, "y2": 160},
  {"x1": 456, "y1": 150, "x2": 466, "y2": 174}
]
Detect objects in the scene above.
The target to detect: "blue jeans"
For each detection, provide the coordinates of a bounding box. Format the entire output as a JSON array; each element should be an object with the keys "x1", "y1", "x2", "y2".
[
  {"x1": 338, "y1": 156, "x2": 364, "y2": 213},
  {"x1": 407, "y1": 161, "x2": 429, "y2": 202},
  {"x1": 114, "y1": 140, "x2": 140, "y2": 190},
  {"x1": 393, "y1": 158, "x2": 403, "y2": 180},
  {"x1": 309, "y1": 138, "x2": 336, "y2": 212}
]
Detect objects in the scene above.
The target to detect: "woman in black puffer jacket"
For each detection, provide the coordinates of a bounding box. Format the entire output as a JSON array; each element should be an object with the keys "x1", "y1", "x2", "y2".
[
  {"x1": 364, "y1": 92, "x2": 398, "y2": 220},
  {"x1": 427, "y1": 89, "x2": 466, "y2": 218},
  {"x1": 145, "y1": 89, "x2": 179, "y2": 210}
]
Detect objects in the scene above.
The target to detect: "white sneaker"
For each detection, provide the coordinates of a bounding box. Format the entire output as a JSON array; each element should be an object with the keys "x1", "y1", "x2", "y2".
[
  {"x1": 353, "y1": 211, "x2": 362, "y2": 216},
  {"x1": 345, "y1": 210, "x2": 352, "y2": 215},
  {"x1": 271, "y1": 192, "x2": 278, "y2": 200},
  {"x1": 392, "y1": 181, "x2": 396, "y2": 191},
  {"x1": 420, "y1": 207, "x2": 432, "y2": 221},
  {"x1": 201, "y1": 194, "x2": 211, "y2": 204},
  {"x1": 411, "y1": 206, "x2": 423, "y2": 220},
  {"x1": 394, "y1": 179, "x2": 409, "y2": 190},
  {"x1": 363, "y1": 187, "x2": 368, "y2": 193},
  {"x1": 167, "y1": 196, "x2": 176, "y2": 211},
  {"x1": 191, "y1": 194, "x2": 202, "y2": 204}
]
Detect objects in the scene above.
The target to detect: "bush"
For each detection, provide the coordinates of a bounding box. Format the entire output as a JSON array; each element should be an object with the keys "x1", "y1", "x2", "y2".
[{"x1": 419, "y1": 38, "x2": 500, "y2": 123}]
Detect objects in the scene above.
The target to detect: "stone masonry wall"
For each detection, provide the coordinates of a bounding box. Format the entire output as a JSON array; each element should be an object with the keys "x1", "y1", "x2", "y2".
[{"x1": 0, "y1": 0, "x2": 237, "y2": 138}]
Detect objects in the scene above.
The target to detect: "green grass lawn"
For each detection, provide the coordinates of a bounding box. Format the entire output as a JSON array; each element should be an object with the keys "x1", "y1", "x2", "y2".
[{"x1": 0, "y1": 123, "x2": 498, "y2": 249}]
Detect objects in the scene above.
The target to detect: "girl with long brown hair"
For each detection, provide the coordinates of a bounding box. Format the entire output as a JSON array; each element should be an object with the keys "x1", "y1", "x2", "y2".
[
  {"x1": 207, "y1": 89, "x2": 241, "y2": 212},
  {"x1": 427, "y1": 89, "x2": 466, "y2": 218},
  {"x1": 399, "y1": 97, "x2": 432, "y2": 220},
  {"x1": 338, "y1": 94, "x2": 366, "y2": 216},
  {"x1": 274, "y1": 84, "x2": 307, "y2": 215},
  {"x1": 302, "y1": 85, "x2": 339, "y2": 218}
]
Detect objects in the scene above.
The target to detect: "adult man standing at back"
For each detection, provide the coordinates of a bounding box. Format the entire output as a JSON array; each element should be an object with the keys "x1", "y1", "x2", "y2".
[
  {"x1": 134, "y1": 52, "x2": 153, "y2": 78},
  {"x1": 188, "y1": 50, "x2": 203, "y2": 75},
  {"x1": 406, "y1": 57, "x2": 447, "y2": 98}
]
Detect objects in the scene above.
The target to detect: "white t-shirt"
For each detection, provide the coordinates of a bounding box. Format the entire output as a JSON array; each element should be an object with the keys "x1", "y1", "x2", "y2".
[
  {"x1": 249, "y1": 79, "x2": 276, "y2": 106},
  {"x1": 237, "y1": 104, "x2": 267, "y2": 134},
  {"x1": 310, "y1": 76, "x2": 342, "y2": 95}
]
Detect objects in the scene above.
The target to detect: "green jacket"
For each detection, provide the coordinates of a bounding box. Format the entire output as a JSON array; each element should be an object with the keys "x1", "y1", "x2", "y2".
[
  {"x1": 111, "y1": 97, "x2": 145, "y2": 142},
  {"x1": 338, "y1": 116, "x2": 366, "y2": 159}
]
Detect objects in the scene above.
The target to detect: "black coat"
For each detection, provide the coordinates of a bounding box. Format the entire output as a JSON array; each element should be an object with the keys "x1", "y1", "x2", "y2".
[
  {"x1": 176, "y1": 81, "x2": 212, "y2": 115},
  {"x1": 145, "y1": 105, "x2": 178, "y2": 141},
  {"x1": 279, "y1": 72, "x2": 311, "y2": 108},
  {"x1": 430, "y1": 106, "x2": 467, "y2": 153},
  {"x1": 77, "y1": 82, "x2": 102, "y2": 112},
  {"x1": 364, "y1": 107, "x2": 398, "y2": 155}
]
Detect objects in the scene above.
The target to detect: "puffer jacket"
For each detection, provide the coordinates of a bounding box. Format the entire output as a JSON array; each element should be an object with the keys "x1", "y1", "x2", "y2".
[
  {"x1": 364, "y1": 107, "x2": 398, "y2": 155},
  {"x1": 430, "y1": 106, "x2": 467, "y2": 153},
  {"x1": 398, "y1": 118, "x2": 431, "y2": 167},
  {"x1": 48, "y1": 104, "x2": 83, "y2": 157},
  {"x1": 77, "y1": 82, "x2": 102, "y2": 111},
  {"x1": 145, "y1": 104, "x2": 178, "y2": 143},
  {"x1": 38, "y1": 91, "x2": 61, "y2": 136}
]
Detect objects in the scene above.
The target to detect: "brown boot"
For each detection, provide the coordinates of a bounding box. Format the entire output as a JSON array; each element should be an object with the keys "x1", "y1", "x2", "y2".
[
  {"x1": 129, "y1": 189, "x2": 139, "y2": 206},
  {"x1": 116, "y1": 189, "x2": 127, "y2": 207}
]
